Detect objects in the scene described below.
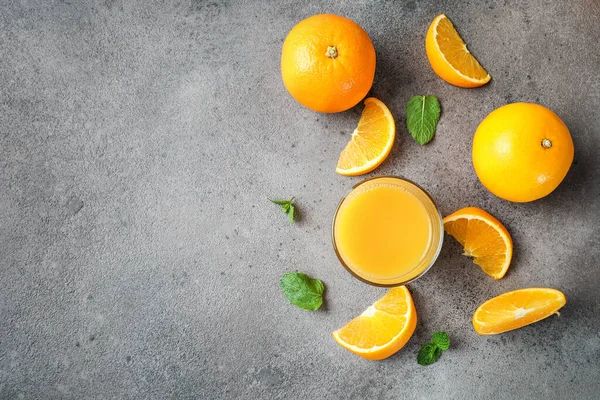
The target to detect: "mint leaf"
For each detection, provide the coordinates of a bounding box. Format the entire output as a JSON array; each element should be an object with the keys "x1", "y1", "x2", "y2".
[
  {"x1": 432, "y1": 331, "x2": 450, "y2": 350},
  {"x1": 280, "y1": 272, "x2": 324, "y2": 311},
  {"x1": 405, "y1": 95, "x2": 441, "y2": 145},
  {"x1": 417, "y1": 331, "x2": 450, "y2": 365},
  {"x1": 417, "y1": 343, "x2": 441, "y2": 366},
  {"x1": 269, "y1": 199, "x2": 291, "y2": 206},
  {"x1": 269, "y1": 197, "x2": 296, "y2": 223}
]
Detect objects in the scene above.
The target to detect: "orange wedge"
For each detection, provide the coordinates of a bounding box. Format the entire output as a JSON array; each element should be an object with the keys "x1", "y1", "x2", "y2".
[
  {"x1": 443, "y1": 207, "x2": 512, "y2": 279},
  {"x1": 473, "y1": 288, "x2": 566, "y2": 335},
  {"x1": 425, "y1": 14, "x2": 491, "y2": 88},
  {"x1": 332, "y1": 286, "x2": 416, "y2": 360},
  {"x1": 336, "y1": 97, "x2": 395, "y2": 176}
]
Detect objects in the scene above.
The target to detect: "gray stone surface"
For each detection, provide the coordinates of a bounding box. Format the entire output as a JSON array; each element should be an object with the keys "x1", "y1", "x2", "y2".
[{"x1": 1, "y1": 1, "x2": 599, "y2": 399}]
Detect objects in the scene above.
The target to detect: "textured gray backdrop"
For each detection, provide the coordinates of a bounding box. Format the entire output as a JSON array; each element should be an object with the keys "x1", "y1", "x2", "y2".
[{"x1": 1, "y1": 1, "x2": 599, "y2": 399}]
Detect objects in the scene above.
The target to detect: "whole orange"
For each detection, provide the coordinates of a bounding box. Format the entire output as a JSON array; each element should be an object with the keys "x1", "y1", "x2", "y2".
[
  {"x1": 281, "y1": 14, "x2": 376, "y2": 113},
  {"x1": 472, "y1": 103, "x2": 574, "y2": 202}
]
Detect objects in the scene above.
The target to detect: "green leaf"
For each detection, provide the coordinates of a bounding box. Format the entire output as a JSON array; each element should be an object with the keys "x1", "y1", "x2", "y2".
[
  {"x1": 280, "y1": 272, "x2": 324, "y2": 311},
  {"x1": 269, "y1": 197, "x2": 296, "y2": 223},
  {"x1": 417, "y1": 343, "x2": 442, "y2": 366},
  {"x1": 405, "y1": 95, "x2": 441, "y2": 145},
  {"x1": 269, "y1": 198, "x2": 291, "y2": 206},
  {"x1": 432, "y1": 331, "x2": 450, "y2": 350}
]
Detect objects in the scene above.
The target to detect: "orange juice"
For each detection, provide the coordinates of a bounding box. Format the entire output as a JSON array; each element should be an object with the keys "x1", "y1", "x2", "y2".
[{"x1": 333, "y1": 176, "x2": 443, "y2": 286}]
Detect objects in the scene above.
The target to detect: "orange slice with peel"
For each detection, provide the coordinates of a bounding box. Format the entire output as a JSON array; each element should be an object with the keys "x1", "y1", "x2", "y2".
[
  {"x1": 473, "y1": 288, "x2": 566, "y2": 335},
  {"x1": 332, "y1": 286, "x2": 416, "y2": 360},
  {"x1": 443, "y1": 207, "x2": 512, "y2": 279},
  {"x1": 425, "y1": 14, "x2": 491, "y2": 88},
  {"x1": 336, "y1": 97, "x2": 395, "y2": 176}
]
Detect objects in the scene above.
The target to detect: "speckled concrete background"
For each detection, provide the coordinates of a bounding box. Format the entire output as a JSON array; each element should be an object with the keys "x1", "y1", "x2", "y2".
[{"x1": 1, "y1": 1, "x2": 599, "y2": 399}]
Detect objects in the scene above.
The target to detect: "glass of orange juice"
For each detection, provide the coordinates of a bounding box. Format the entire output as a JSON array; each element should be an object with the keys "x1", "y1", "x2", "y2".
[{"x1": 332, "y1": 176, "x2": 443, "y2": 287}]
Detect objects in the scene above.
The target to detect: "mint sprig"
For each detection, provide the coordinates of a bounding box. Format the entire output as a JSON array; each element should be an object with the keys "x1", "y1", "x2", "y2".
[
  {"x1": 280, "y1": 272, "x2": 324, "y2": 311},
  {"x1": 417, "y1": 331, "x2": 450, "y2": 366},
  {"x1": 405, "y1": 95, "x2": 441, "y2": 145},
  {"x1": 269, "y1": 197, "x2": 296, "y2": 224}
]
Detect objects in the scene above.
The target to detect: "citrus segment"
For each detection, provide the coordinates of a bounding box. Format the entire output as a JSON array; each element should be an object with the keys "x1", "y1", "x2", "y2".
[
  {"x1": 473, "y1": 288, "x2": 566, "y2": 335},
  {"x1": 443, "y1": 207, "x2": 512, "y2": 279},
  {"x1": 332, "y1": 286, "x2": 416, "y2": 360},
  {"x1": 425, "y1": 14, "x2": 491, "y2": 88},
  {"x1": 336, "y1": 97, "x2": 395, "y2": 176}
]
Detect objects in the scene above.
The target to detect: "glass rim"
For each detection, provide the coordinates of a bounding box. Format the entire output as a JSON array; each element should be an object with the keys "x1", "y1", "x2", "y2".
[{"x1": 331, "y1": 175, "x2": 444, "y2": 287}]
